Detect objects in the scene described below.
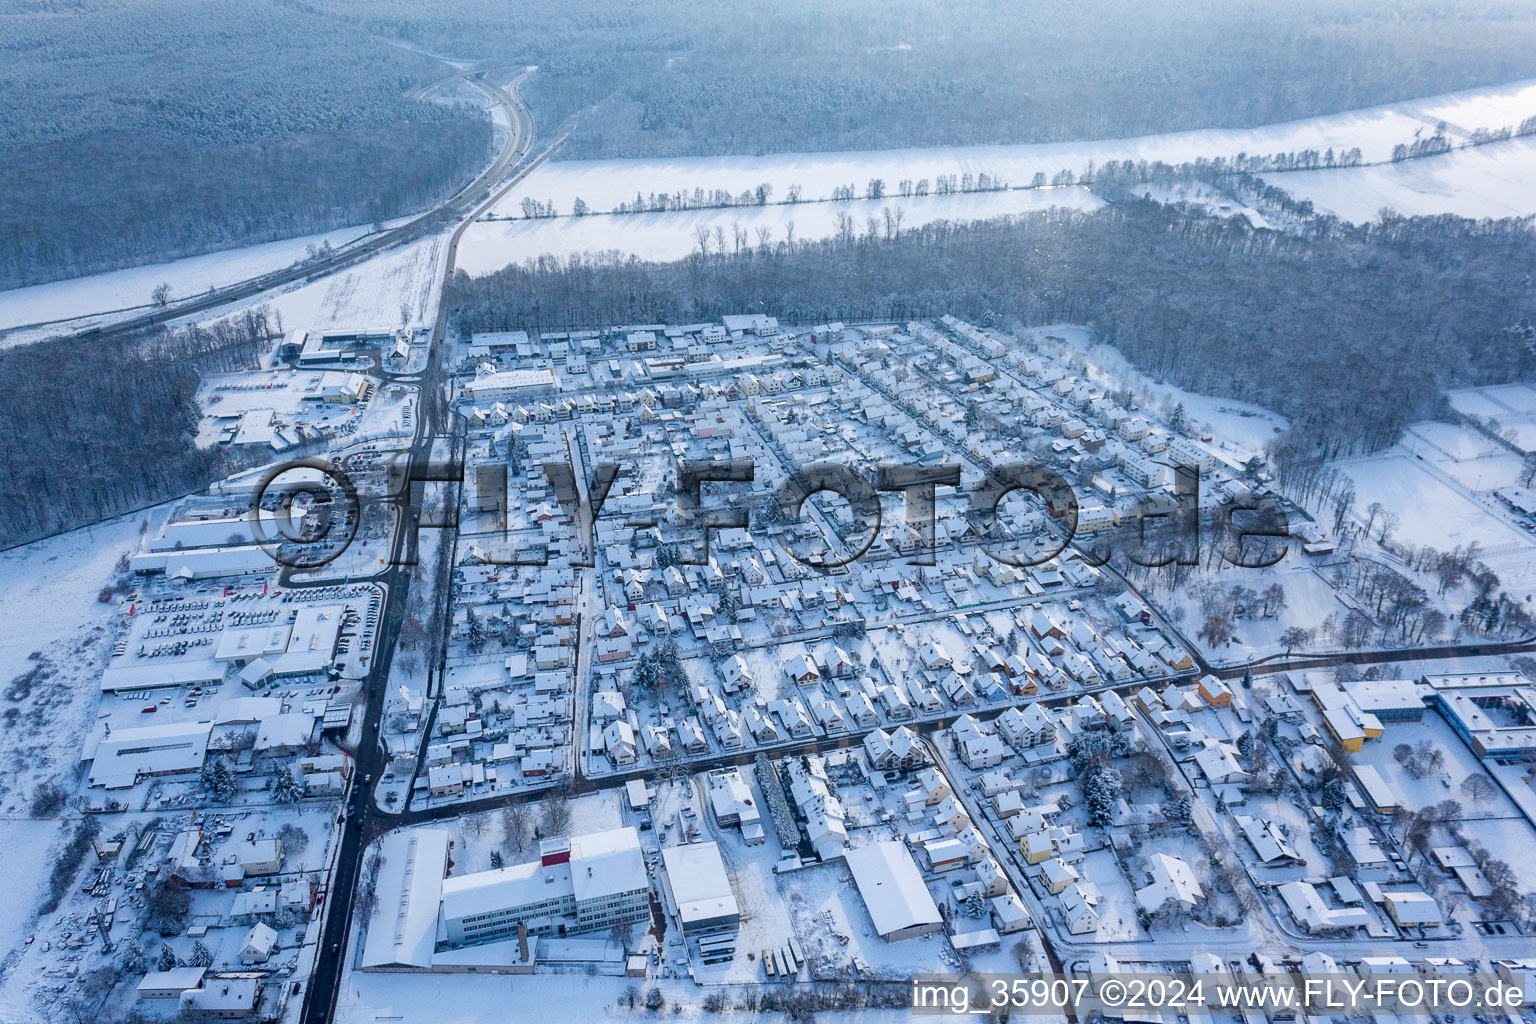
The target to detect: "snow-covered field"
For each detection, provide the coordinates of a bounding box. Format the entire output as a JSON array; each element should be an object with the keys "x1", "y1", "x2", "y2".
[
  {"x1": 0, "y1": 221, "x2": 396, "y2": 341},
  {"x1": 0, "y1": 511, "x2": 155, "y2": 980},
  {"x1": 497, "y1": 79, "x2": 1536, "y2": 219},
  {"x1": 1339, "y1": 452, "x2": 1534, "y2": 557},
  {"x1": 258, "y1": 234, "x2": 447, "y2": 333},
  {"x1": 457, "y1": 187, "x2": 1102, "y2": 271},
  {"x1": 1265, "y1": 136, "x2": 1536, "y2": 223},
  {"x1": 1447, "y1": 383, "x2": 1536, "y2": 454},
  {"x1": 0, "y1": 820, "x2": 62, "y2": 974},
  {"x1": 1401, "y1": 421, "x2": 1525, "y2": 492}
]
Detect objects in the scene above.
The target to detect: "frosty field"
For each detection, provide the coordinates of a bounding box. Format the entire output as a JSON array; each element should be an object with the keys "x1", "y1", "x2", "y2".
[
  {"x1": 0, "y1": 221, "x2": 396, "y2": 341},
  {"x1": 497, "y1": 78, "x2": 1536, "y2": 219},
  {"x1": 456, "y1": 187, "x2": 1102, "y2": 272},
  {"x1": 1264, "y1": 136, "x2": 1536, "y2": 223}
]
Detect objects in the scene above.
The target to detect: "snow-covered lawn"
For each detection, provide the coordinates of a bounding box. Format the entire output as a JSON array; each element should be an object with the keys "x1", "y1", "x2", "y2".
[
  {"x1": 1352, "y1": 714, "x2": 1526, "y2": 825},
  {"x1": 1073, "y1": 849, "x2": 1141, "y2": 942},
  {"x1": 1167, "y1": 561, "x2": 1353, "y2": 665},
  {"x1": 1263, "y1": 136, "x2": 1536, "y2": 224},
  {"x1": 457, "y1": 187, "x2": 1103, "y2": 271}
]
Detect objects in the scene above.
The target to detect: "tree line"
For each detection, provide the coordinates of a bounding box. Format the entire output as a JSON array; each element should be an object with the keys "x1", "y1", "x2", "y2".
[
  {"x1": 0, "y1": 309, "x2": 276, "y2": 548},
  {"x1": 321, "y1": 0, "x2": 1536, "y2": 162}
]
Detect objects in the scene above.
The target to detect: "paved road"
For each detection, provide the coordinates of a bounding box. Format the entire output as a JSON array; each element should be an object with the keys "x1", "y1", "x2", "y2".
[
  {"x1": 297, "y1": 60, "x2": 550, "y2": 1024},
  {"x1": 42, "y1": 64, "x2": 541, "y2": 347}
]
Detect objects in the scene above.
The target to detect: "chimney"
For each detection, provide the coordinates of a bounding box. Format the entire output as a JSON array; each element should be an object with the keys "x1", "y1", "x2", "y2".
[{"x1": 518, "y1": 921, "x2": 528, "y2": 962}]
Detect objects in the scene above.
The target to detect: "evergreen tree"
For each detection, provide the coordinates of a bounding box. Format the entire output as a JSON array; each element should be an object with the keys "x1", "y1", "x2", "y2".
[
  {"x1": 157, "y1": 943, "x2": 179, "y2": 972},
  {"x1": 269, "y1": 767, "x2": 303, "y2": 804}
]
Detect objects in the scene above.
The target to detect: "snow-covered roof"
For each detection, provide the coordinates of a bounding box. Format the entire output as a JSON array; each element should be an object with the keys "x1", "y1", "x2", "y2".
[
  {"x1": 660, "y1": 841, "x2": 739, "y2": 928},
  {"x1": 361, "y1": 828, "x2": 450, "y2": 970},
  {"x1": 87, "y1": 719, "x2": 214, "y2": 788},
  {"x1": 844, "y1": 840, "x2": 942, "y2": 939}
]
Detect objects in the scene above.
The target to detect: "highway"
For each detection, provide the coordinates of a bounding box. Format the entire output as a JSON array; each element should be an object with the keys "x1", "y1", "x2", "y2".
[{"x1": 47, "y1": 63, "x2": 540, "y2": 347}]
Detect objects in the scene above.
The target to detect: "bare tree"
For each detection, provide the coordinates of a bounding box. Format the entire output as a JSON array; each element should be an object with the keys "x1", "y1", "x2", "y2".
[
  {"x1": 501, "y1": 802, "x2": 532, "y2": 853},
  {"x1": 540, "y1": 787, "x2": 573, "y2": 836},
  {"x1": 1460, "y1": 773, "x2": 1496, "y2": 805}
]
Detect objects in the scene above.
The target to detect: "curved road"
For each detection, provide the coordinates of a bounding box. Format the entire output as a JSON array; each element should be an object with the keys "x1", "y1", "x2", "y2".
[{"x1": 47, "y1": 63, "x2": 540, "y2": 346}]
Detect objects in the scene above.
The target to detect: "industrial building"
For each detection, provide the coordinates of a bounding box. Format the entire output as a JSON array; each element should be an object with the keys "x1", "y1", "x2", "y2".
[
  {"x1": 843, "y1": 840, "x2": 943, "y2": 941},
  {"x1": 463, "y1": 367, "x2": 559, "y2": 403},
  {"x1": 659, "y1": 841, "x2": 740, "y2": 947}
]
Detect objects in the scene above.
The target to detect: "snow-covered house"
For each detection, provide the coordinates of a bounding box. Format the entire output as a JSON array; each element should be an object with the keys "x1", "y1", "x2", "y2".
[{"x1": 1135, "y1": 853, "x2": 1204, "y2": 914}]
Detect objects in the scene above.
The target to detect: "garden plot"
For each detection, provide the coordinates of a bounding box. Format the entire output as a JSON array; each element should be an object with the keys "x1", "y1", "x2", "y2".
[{"x1": 1071, "y1": 849, "x2": 1141, "y2": 941}]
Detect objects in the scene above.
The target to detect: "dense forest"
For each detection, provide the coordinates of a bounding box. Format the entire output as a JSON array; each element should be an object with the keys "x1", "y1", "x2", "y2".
[
  {"x1": 0, "y1": 311, "x2": 273, "y2": 547},
  {"x1": 0, "y1": 0, "x2": 492, "y2": 290},
  {"x1": 9, "y1": 0, "x2": 1536, "y2": 289},
  {"x1": 446, "y1": 203, "x2": 1536, "y2": 465},
  {"x1": 314, "y1": 0, "x2": 1536, "y2": 159}
]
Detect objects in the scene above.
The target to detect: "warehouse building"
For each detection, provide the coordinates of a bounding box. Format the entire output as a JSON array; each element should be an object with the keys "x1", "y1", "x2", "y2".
[
  {"x1": 844, "y1": 840, "x2": 943, "y2": 942},
  {"x1": 463, "y1": 367, "x2": 559, "y2": 403},
  {"x1": 659, "y1": 841, "x2": 740, "y2": 940}
]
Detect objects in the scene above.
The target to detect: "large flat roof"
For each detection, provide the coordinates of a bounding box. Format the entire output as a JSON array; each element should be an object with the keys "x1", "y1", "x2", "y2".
[
  {"x1": 569, "y1": 826, "x2": 648, "y2": 904},
  {"x1": 440, "y1": 860, "x2": 572, "y2": 924},
  {"x1": 844, "y1": 840, "x2": 941, "y2": 939},
  {"x1": 660, "y1": 841, "x2": 738, "y2": 926},
  {"x1": 361, "y1": 829, "x2": 450, "y2": 970}
]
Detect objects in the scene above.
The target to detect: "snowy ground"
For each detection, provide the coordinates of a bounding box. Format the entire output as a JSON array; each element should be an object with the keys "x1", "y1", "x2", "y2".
[
  {"x1": 335, "y1": 972, "x2": 916, "y2": 1024},
  {"x1": 1161, "y1": 559, "x2": 1354, "y2": 665},
  {"x1": 457, "y1": 187, "x2": 1103, "y2": 271},
  {"x1": 1263, "y1": 136, "x2": 1536, "y2": 224},
  {"x1": 1447, "y1": 383, "x2": 1536, "y2": 455},
  {"x1": 1031, "y1": 327, "x2": 1289, "y2": 464},
  {"x1": 0, "y1": 509, "x2": 156, "y2": 810},
  {"x1": 0, "y1": 221, "x2": 401, "y2": 341},
  {"x1": 498, "y1": 79, "x2": 1536, "y2": 219},
  {"x1": 1337, "y1": 450, "x2": 1536, "y2": 591},
  {"x1": 251, "y1": 234, "x2": 448, "y2": 335},
  {"x1": 1401, "y1": 421, "x2": 1525, "y2": 493},
  {"x1": 1350, "y1": 713, "x2": 1536, "y2": 892}
]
